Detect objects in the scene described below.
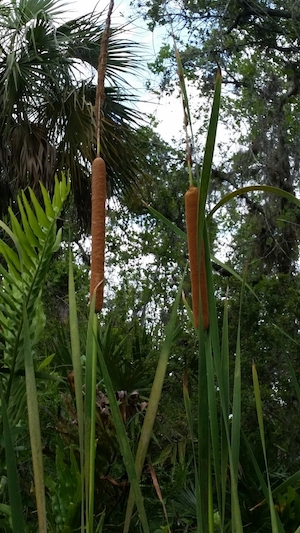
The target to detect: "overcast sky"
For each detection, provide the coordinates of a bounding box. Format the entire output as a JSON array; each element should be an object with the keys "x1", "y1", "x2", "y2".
[{"x1": 68, "y1": 0, "x2": 185, "y2": 142}]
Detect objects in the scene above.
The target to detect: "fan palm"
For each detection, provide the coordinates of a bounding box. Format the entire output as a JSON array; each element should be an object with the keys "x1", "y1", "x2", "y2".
[{"x1": 0, "y1": 0, "x2": 146, "y2": 227}]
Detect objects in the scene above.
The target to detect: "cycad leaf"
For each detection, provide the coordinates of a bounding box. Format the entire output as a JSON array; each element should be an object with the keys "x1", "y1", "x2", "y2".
[
  {"x1": 0, "y1": 178, "x2": 69, "y2": 413},
  {"x1": 29, "y1": 187, "x2": 51, "y2": 229},
  {"x1": 21, "y1": 191, "x2": 46, "y2": 240},
  {"x1": 0, "y1": 242, "x2": 22, "y2": 274},
  {"x1": 9, "y1": 208, "x2": 36, "y2": 262},
  {"x1": 17, "y1": 197, "x2": 39, "y2": 248},
  {"x1": 40, "y1": 182, "x2": 55, "y2": 219}
]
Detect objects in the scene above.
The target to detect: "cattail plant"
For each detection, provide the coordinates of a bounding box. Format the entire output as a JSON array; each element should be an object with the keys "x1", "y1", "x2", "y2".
[
  {"x1": 89, "y1": 0, "x2": 114, "y2": 312},
  {"x1": 173, "y1": 37, "x2": 209, "y2": 330}
]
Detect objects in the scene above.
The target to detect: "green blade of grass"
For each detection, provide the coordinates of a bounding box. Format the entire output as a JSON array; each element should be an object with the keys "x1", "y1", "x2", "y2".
[
  {"x1": 252, "y1": 362, "x2": 280, "y2": 533},
  {"x1": 198, "y1": 69, "x2": 222, "y2": 219},
  {"x1": 84, "y1": 299, "x2": 98, "y2": 532},
  {"x1": 68, "y1": 248, "x2": 84, "y2": 532},
  {"x1": 23, "y1": 307, "x2": 47, "y2": 533},
  {"x1": 208, "y1": 185, "x2": 300, "y2": 218},
  {"x1": 183, "y1": 367, "x2": 202, "y2": 528},
  {"x1": 206, "y1": 333, "x2": 221, "y2": 533},
  {"x1": 243, "y1": 429, "x2": 300, "y2": 515},
  {"x1": 220, "y1": 292, "x2": 230, "y2": 531},
  {"x1": 191, "y1": 71, "x2": 221, "y2": 532},
  {"x1": 229, "y1": 268, "x2": 247, "y2": 532},
  {"x1": 143, "y1": 202, "x2": 187, "y2": 241},
  {"x1": 97, "y1": 323, "x2": 150, "y2": 533},
  {"x1": 204, "y1": 228, "x2": 243, "y2": 533}
]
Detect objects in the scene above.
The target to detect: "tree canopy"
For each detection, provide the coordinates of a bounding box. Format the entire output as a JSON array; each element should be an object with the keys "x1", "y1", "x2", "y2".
[{"x1": 133, "y1": 0, "x2": 300, "y2": 276}]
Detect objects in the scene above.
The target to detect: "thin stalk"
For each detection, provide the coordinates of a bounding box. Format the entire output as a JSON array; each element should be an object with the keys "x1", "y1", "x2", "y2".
[
  {"x1": 68, "y1": 248, "x2": 84, "y2": 532},
  {"x1": 84, "y1": 300, "x2": 98, "y2": 532},
  {"x1": 95, "y1": 0, "x2": 114, "y2": 156},
  {"x1": 23, "y1": 307, "x2": 47, "y2": 533}
]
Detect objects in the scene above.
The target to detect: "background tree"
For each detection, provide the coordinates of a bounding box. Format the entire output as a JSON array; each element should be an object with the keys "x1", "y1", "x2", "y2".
[
  {"x1": 0, "y1": 0, "x2": 149, "y2": 228},
  {"x1": 134, "y1": 0, "x2": 300, "y2": 276}
]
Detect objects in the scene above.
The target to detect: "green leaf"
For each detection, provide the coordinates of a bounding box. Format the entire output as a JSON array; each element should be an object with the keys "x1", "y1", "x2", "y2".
[
  {"x1": 29, "y1": 187, "x2": 51, "y2": 229},
  {"x1": 40, "y1": 182, "x2": 56, "y2": 219},
  {"x1": 208, "y1": 185, "x2": 300, "y2": 218},
  {"x1": 68, "y1": 248, "x2": 84, "y2": 531},
  {"x1": 17, "y1": 196, "x2": 39, "y2": 248},
  {"x1": 23, "y1": 306, "x2": 47, "y2": 533},
  {"x1": 98, "y1": 320, "x2": 150, "y2": 533},
  {"x1": 37, "y1": 353, "x2": 55, "y2": 370},
  {"x1": 21, "y1": 191, "x2": 46, "y2": 240},
  {"x1": 252, "y1": 362, "x2": 281, "y2": 533}
]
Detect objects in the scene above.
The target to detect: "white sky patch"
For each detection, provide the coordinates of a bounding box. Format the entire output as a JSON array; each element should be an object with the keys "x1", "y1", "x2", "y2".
[{"x1": 66, "y1": 0, "x2": 194, "y2": 143}]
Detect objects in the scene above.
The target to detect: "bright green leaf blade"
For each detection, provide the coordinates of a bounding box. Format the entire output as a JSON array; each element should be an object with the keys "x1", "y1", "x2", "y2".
[
  {"x1": 40, "y1": 182, "x2": 56, "y2": 219},
  {"x1": 68, "y1": 248, "x2": 84, "y2": 531},
  {"x1": 97, "y1": 322, "x2": 150, "y2": 533},
  {"x1": 23, "y1": 307, "x2": 47, "y2": 533},
  {"x1": 21, "y1": 191, "x2": 46, "y2": 240},
  {"x1": 252, "y1": 362, "x2": 281, "y2": 533},
  {"x1": 208, "y1": 185, "x2": 300, "y2": 218},
  {"x1": 28, "y1": 187, "x2": 51, "y2": 228}
]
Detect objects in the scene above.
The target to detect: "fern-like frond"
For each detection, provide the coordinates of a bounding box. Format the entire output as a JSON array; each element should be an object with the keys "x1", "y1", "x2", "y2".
[{"x1": 0, "y1": 174, "x2": 70, "y2": 419}]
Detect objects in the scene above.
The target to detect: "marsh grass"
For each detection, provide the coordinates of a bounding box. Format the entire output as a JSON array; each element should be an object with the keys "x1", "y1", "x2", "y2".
[{"x1": 1, "y1": 52, "x2": 300, "y2": 533}]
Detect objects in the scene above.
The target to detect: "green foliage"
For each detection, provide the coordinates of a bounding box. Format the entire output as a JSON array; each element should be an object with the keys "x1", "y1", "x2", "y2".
[
  {"x1": 45, "y1": 446, "x2": 81, "y2": 532},
  {"x1": 135, "y1": 0, "x2": 300, "y2": 277},
  {"x1": 0, "y1": 175, "x2": 70, "y2": 531},
  {"x1": 0, "y1": 176, "x2": 70, "y2": 416}
]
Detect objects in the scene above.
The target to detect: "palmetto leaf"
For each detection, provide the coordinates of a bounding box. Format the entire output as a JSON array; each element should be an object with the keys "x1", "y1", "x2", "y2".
[{"x1": 0, "y1": 0, "x2": 147, "y2": 228}]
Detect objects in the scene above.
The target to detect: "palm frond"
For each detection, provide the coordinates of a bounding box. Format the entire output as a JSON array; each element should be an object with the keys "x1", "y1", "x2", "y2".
[{"x1": 0, "y1": 0, "x2": 148, "y2": 228}]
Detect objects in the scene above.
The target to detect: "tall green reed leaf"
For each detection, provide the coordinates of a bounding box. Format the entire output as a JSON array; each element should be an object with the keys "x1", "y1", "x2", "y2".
[
  {"x1": 229, "y1": 269, "x2": 248, "y2": 533},
  {"x1": 193, "y1": 69, "x2": 221, "y2": 533},
  {"x1": 204, "y1": 224, "x2": 243, "y2": 533},
  {"x1": 23, "y1": 306, "x2": 47, "y2": 532},
  {"x1": 183, "y1": 368, "x2": 202, "y2": 528},
  {"x1": 242, "y1": 429, "x2": 300, "y2": 520},
  {"x1": 252, "y1": 362, "x2": 280, "y2": 533},
  {"x1": 220, "y1": 292, "x2": 229, "y2": 531},
  {"x1": 208, "y1": 185, "x2": 300, "y2": 218},
  {"x1": 84, "y1": 300, "x2": 98, "y2": 532},
  {"x1": 68, "y1": 249, "x2": 85, "y2": 532},
  {"x1": 97, "y1": 316, "x2": 150, "y2": 533}
]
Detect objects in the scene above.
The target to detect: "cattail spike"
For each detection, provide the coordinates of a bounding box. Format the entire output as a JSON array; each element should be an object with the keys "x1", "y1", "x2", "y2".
[
  {"x1": 90, "y1": 157, "x2": 106, "y2": 312},
  {"x1": 185, "y1": 185, "x2": 209, "y2": 330}
]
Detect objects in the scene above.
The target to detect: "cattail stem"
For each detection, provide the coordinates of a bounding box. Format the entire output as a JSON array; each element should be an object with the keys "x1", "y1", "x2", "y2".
[
  {"x1": 90, "y1": 157, "x2": 106, "y2": 312},
  {"x1": 185, "y1": 185, "x2": 209, "y2": 330},
  {"x1": 95, "y1": 0, "x2": 114, "y2": 157},
  {"x1": 90, "y1": 0, "x2": 114, "y2": 310}
]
